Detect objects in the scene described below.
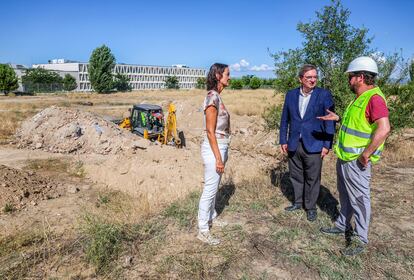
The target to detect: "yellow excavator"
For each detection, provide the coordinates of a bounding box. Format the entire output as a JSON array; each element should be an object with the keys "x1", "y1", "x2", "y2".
[{"x1": 118, "y1": 103, "x2": 184, "y2": 147}]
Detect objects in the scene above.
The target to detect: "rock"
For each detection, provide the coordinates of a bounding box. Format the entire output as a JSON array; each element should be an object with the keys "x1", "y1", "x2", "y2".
[
  {"x1": 35, "y1": 143, "x2": 43, "y2": 149},
  {"x1": 123, "y1": 255, "x2": 133, "y2": 267},
  {"x1": 67, "y1": 185, "x2": 80, "y2": 194}
]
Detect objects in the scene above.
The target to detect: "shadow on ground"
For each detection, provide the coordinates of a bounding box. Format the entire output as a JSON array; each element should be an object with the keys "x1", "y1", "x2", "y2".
[{"x1": 270, "y1": 161, "x2": 339, "y2": 221}]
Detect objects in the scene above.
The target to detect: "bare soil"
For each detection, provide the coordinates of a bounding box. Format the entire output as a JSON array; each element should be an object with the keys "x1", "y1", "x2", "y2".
[{"x1": 0, "y1": 164, "x2": 62, "y2": 211}]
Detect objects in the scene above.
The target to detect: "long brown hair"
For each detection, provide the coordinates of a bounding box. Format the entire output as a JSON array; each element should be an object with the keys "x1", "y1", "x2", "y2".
[{"x1": 206, "y1": 63, "x2": 228, "y2": 91}]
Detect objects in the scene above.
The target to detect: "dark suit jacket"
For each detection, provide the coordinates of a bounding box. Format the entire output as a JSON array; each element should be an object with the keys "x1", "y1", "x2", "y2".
[{"x1": 279, "y1": 87, "x2": 335, "y2": 153}]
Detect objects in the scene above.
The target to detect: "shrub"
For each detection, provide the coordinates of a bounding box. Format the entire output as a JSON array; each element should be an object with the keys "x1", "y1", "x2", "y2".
[
  {"x1": 386, "y1": 83, "x2": 414, "y2": 129},
  {"x1": 165, "y1": 76, "x2": 179, "y2": 89},
  {"x1": 230, "y1": 79, "x2": 243, "y2": 90},
  {"x1": 113, "y1": 73, "x2": 131, "y2": 92},
  {"x1": 62, "y1": 74, "x2": 77, "y2": 91},
  {"x1": 262, "y1": 104, "x2": 283, "y2": 130},
  {"x1": 241, "y1": 75, "x2": 253, "y2": 87},
  {"x1": 81, "y1": 214, "x2": 123, "y2": 273},
  {"x1": 249, "y1": 76, "x2": 262, "y2": 89},
  {"x1": 196, "y1": 77, "x2": 206, "y2": 89},
  {"x1": 22, "y1": 68, "x2": 63, "y2": 93}
]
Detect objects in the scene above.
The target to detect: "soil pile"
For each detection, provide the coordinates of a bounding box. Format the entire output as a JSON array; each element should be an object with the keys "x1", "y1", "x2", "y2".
[
  {"x1": 15, "y1": 106, "x2": 149, "y2": 155},
  {"x1": 0, "y1": 164, "x2": 62, "y2": 211}
]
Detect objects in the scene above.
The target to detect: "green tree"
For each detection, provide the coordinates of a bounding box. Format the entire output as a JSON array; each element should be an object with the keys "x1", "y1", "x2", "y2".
[
  {"x1": 88, "y1": 45, "x2": 116, "y2": 93},
  {"x1": 409, "y1": 59, "x2": 414, "y2": 84},
  {"x1": 241, "y1": 75, "x2": 253, "y2": 87},
  {"x1": 229, "y1": 79, "x2": 243, "y2": 90},
  {"x1": 272, "y1": 48, "x2": 304, "y2": 93},
  {"x1": 113, "y1": 73, "x2": 131, "y2": 92},
  {"x1": 22, "y1": 68, "x2": 63, "y2": 93},
  {"x1": 374, "y1": 51, "x2": 409, "y2": 88},
  {"x1": 387, "y1": 83, "x2": 414, "y2": 129},
  {"x1": 249, "y1": 76, "x2": 262, "y2": 89},
  {"x1": 0, "y1": 64, "x2": 19, "y2": 95},
  {"x1": 262, "y1": 78, "x2": 276, "y2": 88},
  {"x1": 62, "y1": 74, "x2": 77, "y2": 91},
  {"x1": 196, "y1": 77, "x2": 206, "y2": 89},
  {"x1": 165, "y1": 76, "x2": 179, "y2": 89},
  {"x1": 272, "y1": 0, "x2": 373, "y2": 115}
]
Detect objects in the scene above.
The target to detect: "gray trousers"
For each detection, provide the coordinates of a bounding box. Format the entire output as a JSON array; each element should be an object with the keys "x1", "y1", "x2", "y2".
[
  {"x1": 288, "y1": 141, "x2": 322, "y2": 211},
  {"x1": 335, "y1": 159, "x2": 372, "y2": 244}
]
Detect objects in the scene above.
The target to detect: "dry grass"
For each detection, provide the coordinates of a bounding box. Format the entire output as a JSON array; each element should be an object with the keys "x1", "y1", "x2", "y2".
[
  {"x1": 381, "y1": 130, "x2": 414, "y2": 163},
  {"x1": 222, "y1": 89, "x2": 281, "y2": 117},
  {"x1": 24, "y1": 158, "x2": 86, "y2": 178},
  {"x1": 0, "y1": 89, "x2": 279, "y2": 141},
  {"x1": 0, "y1": 111, "x2": 37, "y2": 142}
]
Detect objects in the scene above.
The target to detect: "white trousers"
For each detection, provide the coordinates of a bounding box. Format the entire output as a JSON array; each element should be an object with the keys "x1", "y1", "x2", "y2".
[{"x1": 198, "y1": 141, "x2": 229, "y2": 232}]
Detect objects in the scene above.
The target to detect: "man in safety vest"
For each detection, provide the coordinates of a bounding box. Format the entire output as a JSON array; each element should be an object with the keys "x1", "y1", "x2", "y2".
[{"x1": 318, "y1": 56, "x2": 390, "y2": 256}]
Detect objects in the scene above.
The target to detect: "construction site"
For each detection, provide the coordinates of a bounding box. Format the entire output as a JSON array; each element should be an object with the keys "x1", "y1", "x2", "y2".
[{"x1": 0, "y1": 89, "x2": 413, "y2": 279}]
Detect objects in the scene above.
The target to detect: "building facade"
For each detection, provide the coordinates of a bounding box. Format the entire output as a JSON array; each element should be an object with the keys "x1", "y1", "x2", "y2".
[
  {"x1": 8, "y1": 64, "x2": 28, "y2": 92},
  {"x1": 33, "y1": 61, "x2": 206, "y2": 91}
]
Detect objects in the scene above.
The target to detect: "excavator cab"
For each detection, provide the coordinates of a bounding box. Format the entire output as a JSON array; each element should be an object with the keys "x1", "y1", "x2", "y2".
[{"x1": 130, "y1": 104, "x2": 164, "y2": 139}]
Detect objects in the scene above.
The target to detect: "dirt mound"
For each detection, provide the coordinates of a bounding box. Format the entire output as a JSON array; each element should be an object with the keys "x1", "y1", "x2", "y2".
[
  {"x1": 0, "y1": 165, "x2": 62, "y2": 211},
  {"x1": 15, "y1": 106, "x2": 149, "y2": 155}
]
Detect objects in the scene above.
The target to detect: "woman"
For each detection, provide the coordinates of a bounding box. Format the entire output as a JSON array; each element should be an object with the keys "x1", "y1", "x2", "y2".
[{"x1": 197, "y1": 63, "x2": 231, "y2": 245}]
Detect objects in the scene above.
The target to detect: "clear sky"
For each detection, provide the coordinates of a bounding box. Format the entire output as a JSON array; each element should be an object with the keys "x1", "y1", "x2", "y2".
[{"x1": 1, "y1": 0, "x2": 413, "y2": 78}]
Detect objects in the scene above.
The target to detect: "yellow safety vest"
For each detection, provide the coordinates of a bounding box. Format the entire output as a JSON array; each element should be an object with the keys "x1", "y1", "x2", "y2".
[{"x1": 334, "y1": 87, "x2": 386, "y2": 163}]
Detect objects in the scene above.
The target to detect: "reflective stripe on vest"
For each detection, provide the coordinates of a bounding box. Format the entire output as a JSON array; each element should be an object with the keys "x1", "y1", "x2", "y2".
[
  {"x1": 334, "y1": 87, "x2": 386, "y2": 163},
  {"x1": 340, "y1": 124, "x2": 372, "y2": 139},
  {"x1": 337, "y1": 142, "x2": 382, "y2": 156}
]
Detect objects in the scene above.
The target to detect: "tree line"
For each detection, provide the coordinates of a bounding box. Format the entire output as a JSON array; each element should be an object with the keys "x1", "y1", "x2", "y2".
[
  {"x1": 0, "y1": 65, "x2": 78, "y2": 95},
  {"x1": 196, "y1": 75, "x2": 275, "y2": 90}
]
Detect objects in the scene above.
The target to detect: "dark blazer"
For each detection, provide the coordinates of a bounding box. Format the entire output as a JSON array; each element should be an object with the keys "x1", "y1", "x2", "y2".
[{"x1": 279, "y1": 87, "x2": 335, "y2": 153}]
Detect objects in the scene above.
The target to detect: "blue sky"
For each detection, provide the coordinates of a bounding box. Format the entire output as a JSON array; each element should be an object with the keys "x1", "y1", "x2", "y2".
[{"x1": 1, "y1": 0, "x2": 413, "y2": 78}]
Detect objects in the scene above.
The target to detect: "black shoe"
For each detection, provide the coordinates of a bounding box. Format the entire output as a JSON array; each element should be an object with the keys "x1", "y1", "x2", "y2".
[
  {"x1": 341, "y1": 238, "x2": 366, "y2": 256},
  {"x1": 306, "y1": 210, "x2": 317, "y2": 222},
  {"x1": 284, "y1": 204, "x2": 301, "y2": 212},
  {"x1": 320, "y1": 226, "x2": 345, "y2": 235}
]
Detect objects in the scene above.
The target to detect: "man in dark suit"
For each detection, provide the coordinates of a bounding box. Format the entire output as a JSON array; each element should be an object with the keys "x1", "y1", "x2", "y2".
[{"x1": 279, "y1": 64, "x2": 335, "y2": 221}]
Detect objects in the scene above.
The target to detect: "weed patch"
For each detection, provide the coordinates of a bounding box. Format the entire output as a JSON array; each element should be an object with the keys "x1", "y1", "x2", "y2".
[
  {"x1": 163, "y1": 191, "x2": 200, "y2": 229},
  {"x1": 80, "y1": 213, "x2": 123, "y2": 273},
  {"x1": 2, "y1": 203, "x2": 15, "y2": 213}
]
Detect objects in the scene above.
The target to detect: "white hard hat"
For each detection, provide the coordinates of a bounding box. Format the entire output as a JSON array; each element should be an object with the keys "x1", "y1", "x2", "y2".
[{"x1": 346, "y1": 56, "x2": 378, "y2": 74}]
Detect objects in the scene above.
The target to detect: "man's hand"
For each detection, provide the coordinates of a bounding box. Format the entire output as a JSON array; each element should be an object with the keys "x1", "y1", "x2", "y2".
[
  {"x1": 358, "y1": 152, "x2": 370, "y2": 167},
  {"x1": 280, "y1": 144, "x2": 288, "y2": 154},
  {"x1": 321, "y1": 147, "x2": 329, "y2": 158},
  {"x1": 317, "y1": 109, "x2": 340, "y2": 121}
]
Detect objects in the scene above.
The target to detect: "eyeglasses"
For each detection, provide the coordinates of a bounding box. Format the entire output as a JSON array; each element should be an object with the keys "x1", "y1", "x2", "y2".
[{"x1": 303, "y1": 75, "x2": 318, "y2": 80}]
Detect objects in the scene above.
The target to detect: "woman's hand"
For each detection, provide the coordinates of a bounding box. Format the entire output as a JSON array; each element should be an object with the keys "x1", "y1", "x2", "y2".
[
  {"x1": 317, "y1": 109, "x2": 340, "y2": 121},
  {"x1": 216, "y1": 159, "x2": 225, "y2": 174}
]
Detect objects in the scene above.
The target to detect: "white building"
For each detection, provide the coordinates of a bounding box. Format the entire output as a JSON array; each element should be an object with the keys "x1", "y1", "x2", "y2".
[
  {"x1": 33, "y1": 60, "x2": 206, "y2": 91},
  {"x1": 8, "y1": 64, "x2": 28, "y2": 92}
]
